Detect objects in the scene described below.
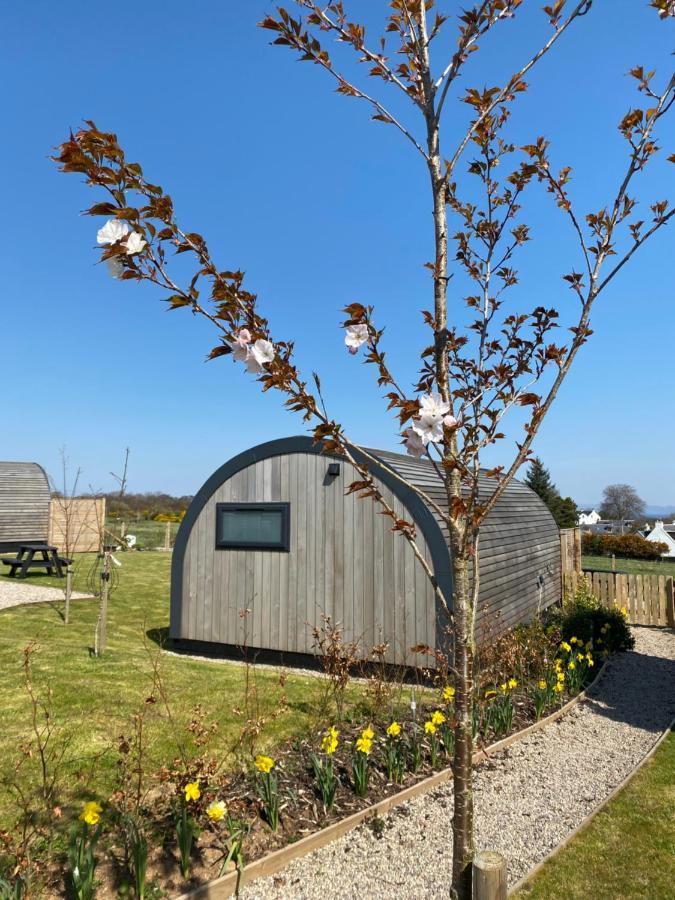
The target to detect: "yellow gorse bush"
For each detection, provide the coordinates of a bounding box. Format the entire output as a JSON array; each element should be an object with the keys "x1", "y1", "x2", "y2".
[
  {"x1": 79, "y1": 801, "x2": 102, "y2": 826},
  {"x1": 184, "y1": 782, "x2": 201, "y2": 802},
  {"x1": 254, "y1": 755, "x2": 275, "y2": 774}
]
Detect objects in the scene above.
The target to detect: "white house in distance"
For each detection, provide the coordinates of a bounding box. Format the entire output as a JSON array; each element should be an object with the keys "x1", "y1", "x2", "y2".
[
  {"x1": 578, "y1": 509, "x2": 601, "y2": 526},
  {"x1": 645, "y1": 521, "x2": 675, "y2": 558}
]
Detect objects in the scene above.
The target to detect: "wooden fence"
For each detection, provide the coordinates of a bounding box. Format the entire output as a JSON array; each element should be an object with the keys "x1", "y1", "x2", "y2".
[
  {"x1": 563, "y1": 570, "x2": 675, "y2": 628},
  {"x1": 49, "y1": 497, "x2": 106, "y2": 554}
]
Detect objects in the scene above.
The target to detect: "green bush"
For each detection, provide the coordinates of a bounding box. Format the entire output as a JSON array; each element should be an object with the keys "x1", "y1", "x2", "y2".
[
  {"x1": 561, "y1": 606, "x2": 634, "y2": 654},
  {"x1": 581, "y1": 531, "x2": 667, "y2": 561}
]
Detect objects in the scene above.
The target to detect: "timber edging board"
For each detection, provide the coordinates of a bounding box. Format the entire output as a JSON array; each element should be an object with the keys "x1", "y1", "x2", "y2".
[
  {"x1": 508, "y1": 712, "x2": 675, "y2": 896},
  {"x1": 174, "y1": 661, "x2": 610, "y2": 900}
]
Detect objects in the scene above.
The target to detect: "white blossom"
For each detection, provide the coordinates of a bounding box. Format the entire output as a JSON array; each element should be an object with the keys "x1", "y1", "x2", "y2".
[
  {"x1": 418, "y1": 391, "x2": 450, "y2": 419},
  {"x1": 105, "y1": 257, "x2": 124, "y2": 279},
  {"x1": 229, "y1": 328, "x2": 251, "y2": 362},
  {"x1": 411, "y1": 412, "x2": 444, "y2": 445},
  {"x1": 250, "y1": 339, "x2": 275, "y2": 367},
  {"x1": 403, "y1": 427, "x2": 426, "y2": 458},
  {"x1": 97, "y1": 218, "x2": 130, "y2": 245},
  {"x1": 443, "y1": 414, "x2": 459, "y2": 429},
  {"x1": 344, "y1": 324, "x2": 369, "y2": 354},
  {"x1": 125, "y1": 231, "x2": 147, "y2": 255}
]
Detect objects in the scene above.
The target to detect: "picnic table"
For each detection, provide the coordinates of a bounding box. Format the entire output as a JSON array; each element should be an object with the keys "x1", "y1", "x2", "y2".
[{"x1": 1, "y1": 543, "x2": 72, "y2": 578}]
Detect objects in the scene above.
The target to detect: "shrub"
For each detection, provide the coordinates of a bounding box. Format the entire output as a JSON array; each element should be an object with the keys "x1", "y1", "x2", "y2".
[
  {"x1": 581, "y1": 531, "x2": 668, "y2": 560},
  {"x1": 561, "y1": 606, "x2": 634, "y2": 654}
]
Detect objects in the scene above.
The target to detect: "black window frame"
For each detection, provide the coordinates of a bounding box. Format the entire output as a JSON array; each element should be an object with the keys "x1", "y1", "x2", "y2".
[{"x1": 215, "y1": 502, "x2": 291, "y2": 551}]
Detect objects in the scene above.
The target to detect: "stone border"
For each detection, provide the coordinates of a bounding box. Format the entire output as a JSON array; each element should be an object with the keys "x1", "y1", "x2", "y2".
[
  {"x1": 508, "y1": 712, "x2": 675, "y2": 896},
  {"x1": 176, "y1": 662, "x2": 610, "y2": 900}
]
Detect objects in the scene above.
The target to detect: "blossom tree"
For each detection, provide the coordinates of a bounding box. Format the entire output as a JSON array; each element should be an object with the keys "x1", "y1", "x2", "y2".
[{"x1": 55, "y1": 2, "x2": 673, "y2": 895}]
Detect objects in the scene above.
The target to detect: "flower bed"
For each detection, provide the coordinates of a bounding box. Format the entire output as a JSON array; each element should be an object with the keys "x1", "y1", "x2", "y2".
[{"x1": 0, "y1": 601, "x2": 632, "y2": 899}]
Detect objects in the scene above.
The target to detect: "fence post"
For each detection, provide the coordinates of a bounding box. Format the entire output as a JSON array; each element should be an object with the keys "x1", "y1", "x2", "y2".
[
  {"x1": 64, "y1": 566, "x2": 72, "y2": 626},
  {"x1": 667, "y1": 578, "x2": 675, "y2": 629},
  {"x1": 164, "y1": 520, "x2": 171, "y2": 551},
  {"x1": 473, "y1": 851, "x2": 507, "y2": 900}
]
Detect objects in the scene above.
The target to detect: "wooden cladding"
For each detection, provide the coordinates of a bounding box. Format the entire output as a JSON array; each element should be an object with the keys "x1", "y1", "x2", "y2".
[{"x1": 49, "y1": 498, "x2": 105, "y2": 553}]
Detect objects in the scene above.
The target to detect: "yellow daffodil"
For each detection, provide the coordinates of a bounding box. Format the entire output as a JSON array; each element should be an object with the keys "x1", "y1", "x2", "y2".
[
  {"x1": 577, "y1": 652, "x2": 584, "y2": 662},
  {"x1": 553, "y1": 682, "x2": 564, "y2": 693},
  {"x1": 254, "y1": 755, "x2": 275, "y2": 774},
  {"x1": 620, "y1": 607, "x2": 628, "y2": 619},
  {"x1": 207, "y1": 800, "x2": 226, "y2": 822},
  {"x1": 184, "y1": 781, "x2": 201, "y2": 802},
  {"x1": 443, "y1": 685, "x2": 456, "y2": 702},
  {"x1": 587, "y1": 656, "x2": 594, "y2": 667},
  {"x1": 537, "y1": 680, "x2": 547, "y2": 690},
  {"x1": 431, "y1": 710, "x2": 446, "y2": 726},
  {"x1": 499, "y1": 683, "x2": 508, "y2": 694},
  {"x1": 424, "y1": 721, "x2": 437, "y2": 735},
  {"x1": 568, "y1": 661, "x2": 575, "y2": 671},
  {"x1": 570, "y1": 636, "x2": 577, "y2": 644},
  {"x1": 79, "y1": 801, "x2": 102, "y2": 826},
  {"x1": 560, "y1": 641, "x2": 571, "y2": 653},
  {"x1": 362, "y1": 725, "x2": 375, "y2": 741},
  {"x1": 356, "y1": 736, "x2": 373, "y2": 755},
  {"x1": 321, "y1": 729, "x2": 339, "y2": 754},
  {"x1": 557, "y1": 671, "x2": 565, "y2": 682},
  {"x1": 386, "y1": 721, "x2": 402, "y2": 738},
  {"x1": 508, "y1": 678, "x2": 517, "y2": 690}
]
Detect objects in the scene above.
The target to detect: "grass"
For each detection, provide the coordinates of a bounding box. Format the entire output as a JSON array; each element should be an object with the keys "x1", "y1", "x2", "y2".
[
  {"x1": 106, "y1": 517, "x2": 180, "y2": 549},
  {"x1": 0, "y1": 552, "x2": 368, "y2": 829},
  {"x1": 582, "y1": 555, "x2": 675, "y2": 577},
  {"x1": 515, "y1": 729, "x2": 675, "y2": 899}
]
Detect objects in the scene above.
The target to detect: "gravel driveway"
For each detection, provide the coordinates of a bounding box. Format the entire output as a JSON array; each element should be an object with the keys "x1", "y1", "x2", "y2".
[
  {"x1": 0, "y1": 579, "x2": 89, "y2": 612},
  {"x1": 242, "y1": 627, "x2": 675, "y2": 899}
]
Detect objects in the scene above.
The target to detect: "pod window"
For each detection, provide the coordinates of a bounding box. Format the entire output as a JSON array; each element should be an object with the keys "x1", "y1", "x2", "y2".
[{"x1": 215, "y1": 502, "x2": 290, "y2": 551}]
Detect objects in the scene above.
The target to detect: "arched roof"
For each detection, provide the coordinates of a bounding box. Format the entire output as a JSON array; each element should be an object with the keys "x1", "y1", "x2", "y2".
[{"x1": 0, "y1": 461, "x2": 51, "y2": 547}]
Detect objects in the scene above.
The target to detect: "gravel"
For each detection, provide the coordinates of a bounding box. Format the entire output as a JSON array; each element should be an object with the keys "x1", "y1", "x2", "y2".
[
  {"x1": 0, "y1": 579, "x2": 89, "y2": 612},
  {"x1": 241, "y1": 627, "x2": 675, "y2": 899}
]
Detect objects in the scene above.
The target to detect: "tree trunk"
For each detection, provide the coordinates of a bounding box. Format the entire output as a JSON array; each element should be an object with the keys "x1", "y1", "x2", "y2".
[{"x1": 451, "y1": 547, "x2": 475, "y2": 899}]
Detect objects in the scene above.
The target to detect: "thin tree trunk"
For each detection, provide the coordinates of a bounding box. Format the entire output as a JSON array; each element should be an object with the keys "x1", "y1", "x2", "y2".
[{"x1": 450, "y1": 547, "x2": 474, "y2": 899}]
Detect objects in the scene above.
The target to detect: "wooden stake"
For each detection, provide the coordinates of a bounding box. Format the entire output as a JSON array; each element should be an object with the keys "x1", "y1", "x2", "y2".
[
  {"x1": 65, "y1": 566, "x2": 72, "y2": 626},
  {"x1": 473, "y1": 850, "x2": 507, "y2": 900},
  {"x1": 164, "y1": 520, "x2": 171, "y2": 551},
  {"x1": 611, "y1": 553, "x2": 616, "y2": 571}
]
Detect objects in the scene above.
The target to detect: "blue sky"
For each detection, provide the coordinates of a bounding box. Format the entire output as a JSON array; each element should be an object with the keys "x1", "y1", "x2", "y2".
[{"x1": 1, "y1": 1, "x2": 673, "y2": 505}]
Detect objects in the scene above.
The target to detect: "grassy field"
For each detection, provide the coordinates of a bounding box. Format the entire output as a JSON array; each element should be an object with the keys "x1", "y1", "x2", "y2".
[
  {"x1": 515, "y1": 730, "x2": 675, "y2": 899},
  {"x1": 582, "y1": 555, "x2": 675, "y2": 577},
  {"x1": 0, "y1": 552, "x2": 371, "y2": 828},
  {"x1": 106, "y1": 518, "x2": 180, "y2": 549}
]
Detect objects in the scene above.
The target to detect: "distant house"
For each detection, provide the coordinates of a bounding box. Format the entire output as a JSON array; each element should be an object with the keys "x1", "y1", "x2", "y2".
[
  {"x1": 645, "y1": 521, "x2": 675, "y2": 558},
  {"x1": 587, "y1": 520, "x2": 634, "y2": 535},
  {"x1": 578, "y1": 509, "x2": 601, "y2": 526}
]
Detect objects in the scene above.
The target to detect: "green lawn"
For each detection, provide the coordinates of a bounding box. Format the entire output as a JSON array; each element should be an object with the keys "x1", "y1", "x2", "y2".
[
  {"x1": 106, "y1": 518, "x2": 180, "y2": 549},
  {"x1": 582, "y1": 554, "x2": 675, "y2": 577},
  {"x1": 515, "y1": 730, "x2": 675, "y2": 899},
  {"x1": 0, "y1": 552, "x2": 367, "y2": 829}
]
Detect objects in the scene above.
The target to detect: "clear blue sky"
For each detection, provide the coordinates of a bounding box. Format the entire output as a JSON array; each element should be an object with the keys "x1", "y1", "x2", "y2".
[{"x1": 1, "y1": 1, "x2": 673, "y2": 505}]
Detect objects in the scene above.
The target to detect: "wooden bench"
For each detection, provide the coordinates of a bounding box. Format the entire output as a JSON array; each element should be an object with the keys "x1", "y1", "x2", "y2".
[{"x1": 1, "y1": 544, "x2": 72, "y2": 578}]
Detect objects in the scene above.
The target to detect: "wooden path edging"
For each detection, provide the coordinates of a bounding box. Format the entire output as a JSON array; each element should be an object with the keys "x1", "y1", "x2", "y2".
[
  {"x1": 509, "y1": 712, "x2": 675, "y2": 896},
  {"x1": 175, "y1": 662, "x2": 610, "y2": 900}
]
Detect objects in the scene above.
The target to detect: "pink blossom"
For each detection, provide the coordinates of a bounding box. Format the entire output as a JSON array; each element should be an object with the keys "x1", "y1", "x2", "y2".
[
  {"x1": 229, "y1": 328, "x2": 252, "y2": 362},
  {"x1": 403, "y1": 427, "x2": 426, "y2": 458}
]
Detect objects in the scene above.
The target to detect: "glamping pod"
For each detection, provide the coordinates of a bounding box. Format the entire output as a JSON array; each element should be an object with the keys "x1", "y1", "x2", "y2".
[
  {"x1": 0, "y1": 462, "x2": 51, "y2": 553},
  {"x1": 171, "y1": 437, "x2": 560, "y2": 665}
]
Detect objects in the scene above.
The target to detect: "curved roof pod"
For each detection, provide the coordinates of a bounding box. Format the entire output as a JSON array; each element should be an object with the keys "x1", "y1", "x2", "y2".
[
  {"x1": 0, "y1": 462, "x2": 51, "y2": 551},
  {"x1": 171, "y1": 437, "x2": 560, "y2": 665}
]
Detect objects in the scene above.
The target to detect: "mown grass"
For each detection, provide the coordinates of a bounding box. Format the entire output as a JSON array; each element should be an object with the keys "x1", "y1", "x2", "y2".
[
  {"x1": 515, "y1": 729, "x2": 675, "y2": 899},
  {"x1": 0, "y1": 552, "x2": 368, "y2": 829},
  {"x1": 582, "y1": 554, "x2": 675, "y2": 577}
]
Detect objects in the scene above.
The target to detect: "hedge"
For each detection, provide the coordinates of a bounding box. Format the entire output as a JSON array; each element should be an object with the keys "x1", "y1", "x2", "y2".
[{"x1": 581, "y1": 531, "x2": 668, "y2": 560}]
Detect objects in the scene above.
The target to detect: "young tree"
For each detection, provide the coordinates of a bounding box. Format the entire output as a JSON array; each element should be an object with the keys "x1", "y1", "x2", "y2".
[
  {"x1": 600, "y1": 483, "x2": 646, "y2": 521},
  {"x1": 54, "y1": 3, "x2": 673, "y2": 895}
]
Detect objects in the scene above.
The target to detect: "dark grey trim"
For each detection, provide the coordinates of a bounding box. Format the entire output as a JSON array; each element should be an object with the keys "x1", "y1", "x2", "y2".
[{"x1": 170, "y1": 436, "x2": 453, "y2": 642}]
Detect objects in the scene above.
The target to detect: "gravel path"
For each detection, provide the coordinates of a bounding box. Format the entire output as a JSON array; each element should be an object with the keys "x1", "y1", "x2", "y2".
[
  {"x1": 242, "y1": 627, "x2": 675, "y2": 899},
  {"x1": 0, "y1": 579, "x2": 89, "y2": 612}
]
